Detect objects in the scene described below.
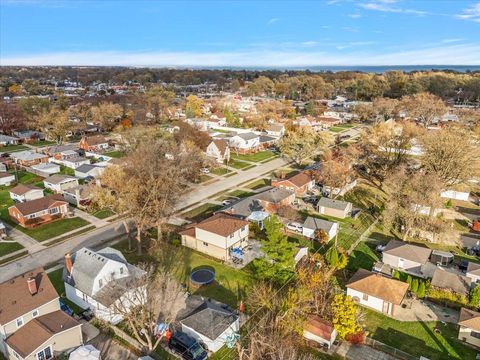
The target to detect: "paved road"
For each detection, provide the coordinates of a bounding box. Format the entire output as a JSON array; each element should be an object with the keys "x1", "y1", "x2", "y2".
[
  {"x1": 0, "y1": 219, "x2": 135, "y2": 283},
  {"x1": 176, "y1": 156, "x2": 288, "y2": 210}
]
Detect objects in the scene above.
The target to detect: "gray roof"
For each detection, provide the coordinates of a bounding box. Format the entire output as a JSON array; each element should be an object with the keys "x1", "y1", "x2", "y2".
[
  {"x1": 44, "y1": 174, "x2": 77, "y2": 185},
  {"x1": 383, "y1": 240, "x2": 432, "y2": 264},
  {"x1": 317, "y1": 197, "x2": 352, "y2": 211},
  {"x1": 75, "y1": 164, "x2": 98, "y2": 173},
  {"x1": 31, "y1": 162, "x2": 60, "y2": 170},
  {"x1": 431, "y1": 269, "x2": 471, "y2": 296},
  {"x1": 65, "y1": 247, "x2": 128, "y2": 297},
  {"x1": 236, "y1": 132, "x2": 259, "y2": 141},
  {"x1": 255, "y1": 187, "x2": 293, "y2": 204},
  {"x1": 11, "y1": 151, "x2": 48, "y2": 161},
  {"x1": 0, "y1": 134, "x2": 18, "y2": 142},
  {"x1": 64, "y1": 156, "x2": 89, "y2": 164},
  {"x1": 259, "y1": 135, "x2": 277, "y2": 143},
  {"x1": 45, "y1": 144, "x2": 78, "y2": 154},
  {"x1": 181, "y1": 301, "x2": 238, "y2": 340},
  {"x1": 303, "y1": 216, "x2": 336, "y2": 232},
  {"x1": 467, "y1": 262, "x2": 480, "y2": 276}
]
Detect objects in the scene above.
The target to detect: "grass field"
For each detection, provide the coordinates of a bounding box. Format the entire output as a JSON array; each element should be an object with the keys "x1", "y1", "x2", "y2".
[
  {"x1": 59, "y1": 165, "x2": 75, "y2": 176},
  {"x1": 16, "y1": 171, "x2": 44, "y2": 186},
  {"x1": 30, "y1": 140, "x2": 56, "y2": 147},
  {"x1": 13, "y1": 217, "x2": 90, "y2": 242},
  {"x1": 0, "y1": 241, "x2": 25, "y2": 257},
  {"x1": 0, "y1": 145, "x2": 29, "y2": 152},
  {"x1": 245, "y1": 178, "x2": 271, "y2": 190},
  {"x1": 346, "y1": 242, "x2": 379, "y2": 273},
  {"x1": 93, "y1": 209, "x2": 116, "y2": 219},
  {"x1": 329, "y1": 127, "x2": 347, "y2": 133},
  {"x1": 104, "y1": 150, "x2": 126, "y2": 158},
  {"x1": 363, "y1": 309, "x2": 477, "y2": 360},
  {"x1": 228, "y1": 189, "x2": 255, "y2": 198},
  {"x1": 231, "y1": 150, "x2": 276, "y2": 162},
  {"x1": 210, "y1": 167, "x2": 232, "y2": 176},
  {"x1": 181, "y1": 203, "x2": 222, "y2": 221},
  {"x1": 228, "y1": 159, "x2": 252, "y2": 169}
]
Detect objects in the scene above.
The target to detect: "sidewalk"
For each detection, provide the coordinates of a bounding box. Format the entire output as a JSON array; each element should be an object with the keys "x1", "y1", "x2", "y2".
[{"x1": 72, "y1": 208, "x2": 109, "y2": 228}]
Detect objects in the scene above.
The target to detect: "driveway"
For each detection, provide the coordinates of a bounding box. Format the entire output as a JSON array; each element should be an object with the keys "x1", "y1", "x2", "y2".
[
  {"x1": 88, "y1": 333, "x2": 138, "y2": 360},
  {"x1": 0, "y1": 219, "x2": 135, "y2": 282}
]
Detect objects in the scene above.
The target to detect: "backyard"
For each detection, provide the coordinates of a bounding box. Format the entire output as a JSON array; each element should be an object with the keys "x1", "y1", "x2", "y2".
[{"x1": 104, "y1": 150, "x2": 126, "y2": 158}]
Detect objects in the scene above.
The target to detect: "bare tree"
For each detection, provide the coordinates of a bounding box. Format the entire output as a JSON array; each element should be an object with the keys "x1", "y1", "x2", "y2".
[
  {"x1": 91, "y1": 102, "x2": 123, "y2": 131},
  {"x1": 35, "y1": 107, "x2": 72, "y2": 144},
  {"x1": 278, "y1": 127, "x2": 332, "y2": 166},
  {"x1": 401, "y1": 92, "x2": 447, "y2": 126}
]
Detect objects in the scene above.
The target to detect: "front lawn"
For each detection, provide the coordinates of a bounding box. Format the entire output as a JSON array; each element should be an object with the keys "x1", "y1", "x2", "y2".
[
  {"x1": 0, "y1": 145, "x2": 29, "y2": 152},
  {"x1": 30, "y1": 140, "x2": 56, "y2": 147},
  {"x1": 231, "y1": 150, "x2": 276, "y2": 163},
  {"x1": 181, "y1": 203, "x2": 222, "y2": 221},
  {"x1": 196, "y1": 174, "x2": 214, "y2": 183},
  {"x1": 48, "y1": 268, "x2": 84, "y2": 314},
  {"x1": 0, "y1": 242, "x2": 25, "y2": 257},
  {"x1": 104, "y1": 150, "x2": 126, "y2": 158},
  {"x1": 363, "y1": 309, "x2": 476, "y2": 360},
  {"x1": 93, "y1": 209, "x2": 116, "y2": 219},
  {"x1": 228, "y1": 189, "x2": 255, "y2": 198},
  {"x1": 245, "y1": 178, "x2": 271, "y2": 190},
  {"x1": 228, "y1": 159, "x2": 252, "y2": 169},
  {"x1": 329, "y1": 127, "x2": 347, "y2": 133},
  {"x1": 14, "y1": 217, "x2": 90, "y2": 242},
  {"x1": 210, "y1": 167, "x2": 232, "y2": 176}
]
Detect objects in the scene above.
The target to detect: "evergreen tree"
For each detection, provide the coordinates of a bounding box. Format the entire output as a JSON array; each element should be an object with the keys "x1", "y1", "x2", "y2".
[
  {"x1": 417, "y1": 281, "x2": 426, "y2": 298},
  {"x1": 411, "y1": 278, "x2": 419, "y2": 294}
]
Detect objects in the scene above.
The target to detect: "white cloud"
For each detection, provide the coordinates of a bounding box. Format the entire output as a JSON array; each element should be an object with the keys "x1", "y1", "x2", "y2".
[
  {"x1": 455, "y1": 2, "x2": 480, "y2": 23},
  {"x1": 359, "y1": 1, "x2": 428, "y2": 16},
  {"x1": 441, "y1": 38, "x2": 464, "y2": 43},
  {"x1": 3, "y1": 44, "x2": 479, "y2": 67},
  {"x1": 336, "y1": 41, "x2": 376, "y2": 50},
  {"x1": 267, "y1": 18, "x2": 279, "y2": 25}
]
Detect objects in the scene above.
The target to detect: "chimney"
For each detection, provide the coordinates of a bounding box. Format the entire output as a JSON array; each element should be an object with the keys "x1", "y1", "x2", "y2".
[
  {"x1": 27, "y1": 277, "x2": 37, "y2": 295},
  {"x1": 65, "y1": 253, "x2": 73, "y2": 275}
]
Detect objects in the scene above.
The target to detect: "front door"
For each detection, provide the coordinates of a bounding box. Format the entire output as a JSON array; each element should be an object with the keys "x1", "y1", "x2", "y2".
[{"x1": 382, "y1": 301, "x2": 390, "y2": 314}]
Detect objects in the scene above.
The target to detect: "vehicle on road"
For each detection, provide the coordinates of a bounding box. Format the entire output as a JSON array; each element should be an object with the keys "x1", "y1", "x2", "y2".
[{"x1": 286, "y1": 222, "x2": 303, "y2": 233}]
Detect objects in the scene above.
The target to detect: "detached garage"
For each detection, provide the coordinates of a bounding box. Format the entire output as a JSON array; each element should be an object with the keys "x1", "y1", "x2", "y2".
[{"x1": 441, "y1": 190, "x2": 470, "y2": 201}]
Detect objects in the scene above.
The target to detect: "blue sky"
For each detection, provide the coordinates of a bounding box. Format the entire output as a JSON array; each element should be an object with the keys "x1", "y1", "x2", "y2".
[{"x1": 1, "y1": 0, "x2": 479, "y2": 66}]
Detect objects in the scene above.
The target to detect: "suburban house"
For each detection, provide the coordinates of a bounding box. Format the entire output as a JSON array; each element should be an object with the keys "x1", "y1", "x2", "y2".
[
  {"x1": 30, "y1": 162, "x2": 60, "y2": 175},
  {"x1": 8, "y1": 194, "x2": 69, "y2": 228},
  {"x1": 322, "y1": 179, "x2": 357, "y2": 197},
  {"x1": 9, "y1": 184, "x2": 44, "y2": 203},
  {"x1": 317, "y1": 198, "x2": 353, "y2": 219},
  {"x1": 265, "y1": 123, "x2": 285, "y2": 137},
  {"x1": 0, "y1": 135, "x2": 19, "y2": 146},
  {"x1": 10, "y1": 151, "x2": 49, "y2": 167},
  {"x1": 431, "y1": 268, "x2": 472, "y2": 297},
  {"x1": 63, "y1": 185, "x2": 92, "y2": 208},
  {"x1": 228, "y1": 133, "x2": 260, "y2": 154},
  {"x1": 44, "y1": 144, "x2": 79, "y2": 160},
  {"x1": 58, "y1": 156, "x2": 91, "y2": 170},
  {"x1": 0, "y1": 172, "x2": 15, "y2": 187},
  {"x1": 381, "y1": 240, "x2": 432, "y2": 275},
  {"x1": 302, "y1": 216, "x2": 339, "y2": 241},
  {"x1": 43, "y1": 175, "x2": 79, "y2": 193},
  {"x1": 205, "y1": 139, "x2": 230, "y2": 164},
  {"x1": 346, "y1": 269, "x2": 409, "y2": 316},
  {"x1": 271, "y1": 172, "x2": 315, "y2": 196},
  {"x1": 74, "y1": 164, "x2": 105, "y2": 179},
  {"x1": 458, "y1": 308, "x2": 480, "y2": 348},
  {"x1": 13, "y1": 130, "x2": 45, "y2": 143},
  {"x1": 254, "y1": 187, "x2": 295, "y2": 213},
  {"x1": 0, "y1": 267, "x2": 83, "y2": 360},
  {"x1": 303, "y1": 315, "x2": 337, "y2": 349},
  {"x1": 79, "y1": 135, "x2": 109, "y2": 152},
  {"x1": 180, "y1": 213, "x2": 249, "y2": 261},
  {"x1": 64, "y1": 247, "x2": 146, "y2": 324},
  {"x1": 466, "y1": 262, "x2": 480, "y2": 284},
  {"x1": 180, "y1": 300, "x2": 239, "y2": 353}
]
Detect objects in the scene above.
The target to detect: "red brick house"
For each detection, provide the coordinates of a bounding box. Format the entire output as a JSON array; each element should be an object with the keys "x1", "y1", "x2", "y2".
[
  {"x1": 8, "y1": 194, "x2": 69, "y2": 228},
  {"x1": 271, "y1": 172, "x2": 315, "y2": 196},
  {"x1": 79, "y1": 135, "x2": 109, "y2": 152}
]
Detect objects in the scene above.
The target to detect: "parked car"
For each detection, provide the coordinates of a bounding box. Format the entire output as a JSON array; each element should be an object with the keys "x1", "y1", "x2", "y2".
[
  {"x1": 169, "y1": 331, "x2": 208, "y2": 360},
  {"x1": 303, "y1": 196, "x2": 318, "y2": 205},
  {"x1": 222, "y1": 200, "x2": 232, "y2": 206},
  {"x1": 458, "y1": 260, "x2": 469, "y2": 272},
  {"x1": 200, "y1": 168, "x2": 210, "y2": 174},
  {"x1": 286, "y1": 222, "x2": 303, "y2": 233},
  {"x1": 79, "y1": 308, "x2": 94, "y2": 321},
  {"x1": 60, "y1": 300, "x2": 74, "y2": 316}
]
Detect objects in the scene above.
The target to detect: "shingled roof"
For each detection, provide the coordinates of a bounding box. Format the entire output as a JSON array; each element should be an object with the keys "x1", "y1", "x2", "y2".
[
  {"x1": 194, "y1": 213, "x2": 249, "y2": 237},
  {"x1": 459, "y1": 307, "x2": 480, "y2": 331},
  {"x1": 9, "y1": 184, "x2": 42, "y2": 196},
  {"x1": 383, "y1": 240, "x2": 432, "y2": 264},
  {"x1": 11, "y1": 194, "x2": 66, "y2": 216}
]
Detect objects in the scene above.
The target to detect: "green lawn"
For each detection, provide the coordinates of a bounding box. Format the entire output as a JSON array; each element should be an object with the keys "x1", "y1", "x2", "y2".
[
  {"x1": 59, "y1": 165, "x2": 75, "y2": 176},
  {"x1": 93, "y1": 209, "x2": 116, "y2": 219},
  {"x1": 16, "y1": 171, "x2": 44, "y2": 185},
  {"x1": 48, "y1": 268, "x2": 84, "y2": 314},
  {"x1": 231, "y1": 150, "x2": 276, "y2": 162},
  {"x1": 363, "y1": 309, "x2": 477, "y2": 360},
  {"x1": 228, "y1": 159, "x2": 252, "y2": 169},
  {"x1": 104, "y1": 150, "x2": 126, "y2": 158},
  {"x1": 0, "y1": 145, "x2": 29, "y2": 152},
  {"x1": 0, "y1": 241, "x2": 24, "y2": 257},
  {"x1": 210, "y1": 167, "x2": 232, "y2": 176},
  {"x1": 245, "y1": 178, "x2": 271, "y2": 190},
  {"x1": 181, "y1": 203, "x2": 222, "y2": 221},
  {"x1": 12, "y1": 217, "x2": 90, "y2": 242},
  {"x1": 228, "y1": 189, "x2": 255, "y2": 198},
  {"x1": 30, "y1": 140, "x2": 56, "y2": 147},
  {"x1": 197, "y1": 174, "x2": 214, "y2": 183},
  {"x1": 329, "y1": 127, "x2": 347, "y2": 133},
  {"x1": 346, "y1": 242, "x2": 379, "y2": 273}
]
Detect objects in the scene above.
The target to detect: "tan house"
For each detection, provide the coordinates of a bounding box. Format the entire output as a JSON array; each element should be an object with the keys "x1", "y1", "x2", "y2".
[
  {"x1": 206, "y1": 139, "x2": 230, "y2": 164},
  {"x1": 271, "y1": 172, "x2": 315, "y2": 196},
  {"x1": 79, "y1": 135, "x2": 109, "y2": 152},
  {"x1": 180, "y1": 213, "x2": 249, "y2": 261},
  {"x1": 0, "y1": 267, "x2": 83, "y2": 359},
  {"x1": 9, "y1": 184, "x2": 44, "y2": 203},
  {"x1": 346, "y1": 269, "x2": 409, "y2": 316},
  {"x1": 317, "y1": 197, "x2": 352, "y2": 219},
  {"x1": 8, "y1": 194, "x2": 69, "y2": 228},
  {"x1": 458, "y1": 308, "x2": 480, "y2": 348}
]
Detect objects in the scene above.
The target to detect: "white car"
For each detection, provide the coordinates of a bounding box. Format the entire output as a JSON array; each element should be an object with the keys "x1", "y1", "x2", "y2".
[
  {"x1": 222, "y1": 200, "x2": 232, "y2": 206},
  {"x1": 286, "y1": 222, "x2": 303, "y2": 233},
  {"x1": 200, "y1": 168, "x2": 210, "y2": 174}
]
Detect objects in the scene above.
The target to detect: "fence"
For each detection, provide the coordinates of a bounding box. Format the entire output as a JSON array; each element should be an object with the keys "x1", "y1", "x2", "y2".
[
  {"x1": 365, "y1": 337, "x2": 418, "y2": 360},
  {"x1": 109, "y1": 324, "x2": 146, "y2": 353}
]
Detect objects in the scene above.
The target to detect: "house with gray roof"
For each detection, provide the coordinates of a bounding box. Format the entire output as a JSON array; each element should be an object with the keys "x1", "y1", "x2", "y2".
[
  {"x1": 74, "y1": 164, "x2": 105, "y2": 179},
  {"x1": 0, "y1": 134, "x2": 19, "y2": 146},
  {"x1": 317, "y1": 197, "x2": 353, "y2": 219},
  {"x1": 64, "y1": 247, "x2": 146, "y2": 324},
  {"x1": 382, "y1": 240, "x2": 432, "y2": 275},
  {"x1": 228, "y1": 132, "x2": 260, "y2": 154},
  {"x1": 431, "y1": 268, "x2": 472, "y2": 297},
  {"x1": 302, "y1": 216, "x2": 339, "y2": 241}
]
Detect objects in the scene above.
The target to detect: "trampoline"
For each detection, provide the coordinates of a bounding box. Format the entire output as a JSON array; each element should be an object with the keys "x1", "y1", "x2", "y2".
[{"x1": 190, "y1": 268, "x2": 215, "y2": 287}]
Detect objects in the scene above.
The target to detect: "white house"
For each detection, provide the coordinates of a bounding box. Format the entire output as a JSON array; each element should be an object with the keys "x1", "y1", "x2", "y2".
[
  {"x1": 228, "y1": 132, "x2": 260, "y2": 154},
  {"x1": 382, "y1": 240, "x2": 432, "y2": 275},
  {"x1": 458, "y1": 308, "x2": 480, "y2": 348},
  {"x1": 54, "y1": 156, "x2": 91, "y2": 170},
  {"x1": 64, "y1": 247, "x2": 146, "y2": 324},
  {"x1": 180, "y1": 213, "x2": 249, "y2": 261},
  {"x1": 205, "y1": 139, "x2": 230, "y2": 164},
  {"x1": 9, "y1": 184, "x2": 44, "y2": 203},
  {"x1": 346, "y1": 269, "x2": 409, "y2": 316},
  {"x1": 0, "y1": 134, "x2": 19, "y2": 146},
  {"x1": 63, "y1": 185, "x2": 92, "y2": 208},
  {"x1": 0, "y1": 172, "x2": 15, "y2": 187},
  {"x1": 31, "y1": 162, "x2": 61, "y2": 175},
  {"x1": 302, "y1": 216, "x2": 339, "y2": 240},
  {"x1": 466, "y1": 262, "x2": 480, "y2": 285},
  {"x1": 265, "y1": 123, "x2": 285, "y2": 137},
  {"x1": 303, "y1": 315, "x2": 337, "y2": 349},
  {"x1": 74, "y1": 164, "x2": 105, "y2": 179},
  {"x1": 43, "y1": 175, "x2": 79, "y2": 193},
  {"x1": 180, "y1": 301, "x2": 239, "y2": 353}
]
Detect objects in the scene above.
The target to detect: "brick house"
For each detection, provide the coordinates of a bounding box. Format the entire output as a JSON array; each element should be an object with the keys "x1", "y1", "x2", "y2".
[
  {"x1": 8, "y1": 194, "x2": 69, "y2": 228},
  {"x1": 271, "y1": 172, "x2": 315, "y2": 196},
  {"x1": 79, "y1": 135, "x2": 109, "y2": 152}
]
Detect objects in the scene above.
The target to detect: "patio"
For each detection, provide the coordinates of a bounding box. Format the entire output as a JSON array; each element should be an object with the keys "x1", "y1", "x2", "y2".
[
  {"x1": 393, "y1": 298, "x2": 459, "y2": 323},
  {"x1": 226, "y1": 239, "x2": 263, "y2": 269}
]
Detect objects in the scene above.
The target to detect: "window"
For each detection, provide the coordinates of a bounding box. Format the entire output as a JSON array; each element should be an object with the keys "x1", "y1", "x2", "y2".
[
  {"x1": 27, "y1": 214, "x2": 36, "y2": 219},
  {"x1": 230, "y1": 233, "x2": 234, "y2": 238},
  {"x1": 12, "y1": 351, "x2": 20, "y2": 359},
  {"x1": 242, "y1": 226, "x2": 246, "y2": 232},
  {"x1": 98, "y1": 279, "x2": 103, "y2": 288},
  {"x1": 37, "y1": 346, "x2": 52, "y2": 360},
  {"x1": 49, "y1": 207, "x2": 58, "y2": 215},
  {"x1": 203, "y1": 242, "x2": 209, "y2": 247},
  {"x1": 32, "y1": 309, "x2": 39, "y2": 318},
  {"x1": 16, "y1": 317, "x2": 23, "y2": 328},
  {"x1": 398, "y1": 258, "x2": 405, "y2": 269},
  {"x1": 119, "y1": 267, "x2": 124, "y2": 275},
  {"x1": 362, "y1": 293, "x2": 369, "y2": 301},
  {"x1": 472, "y1": 331, "x2": 480, "y2": 339}
]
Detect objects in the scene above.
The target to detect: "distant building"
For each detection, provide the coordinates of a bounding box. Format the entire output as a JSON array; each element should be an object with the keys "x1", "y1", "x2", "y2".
[
  {"x1": 302, "y1": 216, "x2": 338, "y2": 241},
  {"x1": 0, "y1": 172, "x2": 15, "y2": 187},
  {"x1": 79, "y1": 135, "x2": 109, "y2": 152},
  {"x1": 317, "y1": 198, "x2": 352, "y2": 219},
  {"x1": 43, "y1": 175, "x2": 79, "y2": 193}
]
